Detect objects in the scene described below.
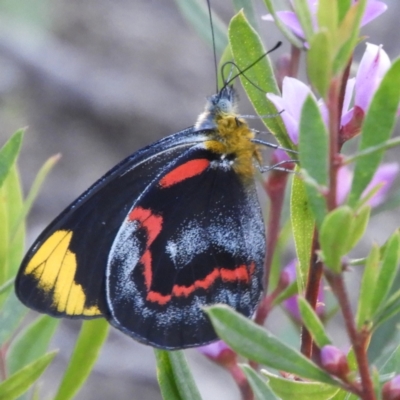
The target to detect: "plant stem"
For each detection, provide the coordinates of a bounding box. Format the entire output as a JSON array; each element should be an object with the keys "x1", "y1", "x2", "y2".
[
  {"x1": 229, "y1": 363, "x2": 254, "y2": 400},
  {"x1": 325, "y1": 271, "x2": 375, "y2": 400},
  {"x1": 327, "y1": 77, "x2": 341, "y2": 211},
  {"x1": 301, "y1": 230, "x2": 323, "y2": 358},
  {"x1": 288, "y1": 45, "x2": 301, "y2": 77}
]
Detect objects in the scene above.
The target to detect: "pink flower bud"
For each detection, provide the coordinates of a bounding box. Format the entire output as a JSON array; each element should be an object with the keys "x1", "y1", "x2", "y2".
[
  {"x1": 197, "y1": 341, "x2": 236, "y2": 367},
  {"x1": 320, "y1": 345, "x2": 349, "y2": 378},
  {"x1": 382, "y1": 375, "x2": 400, "y2": 400}
]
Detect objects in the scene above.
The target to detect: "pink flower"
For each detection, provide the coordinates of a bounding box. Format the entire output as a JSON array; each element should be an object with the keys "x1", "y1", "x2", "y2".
[
  {"x1": 337, "y1": 163, "x2": 399, "y2": 207},
  {"x1": 267, "y1": 77, "x2": 319, "y2": 144},
  {"x1": 320, "y1": 345, "x2": 350, "y2": 378},
  {"x1": 263, "y1": 0, "x2": 387, "y2": 40},
  {"x1": 382, "y1": 375, "x2": 400, "y2": 400},
  {"x1": 282, "y1": 260, "x2": 324, "y2": 321},
  {"x1": 267, "y1": 44, "x2": 392, "y2": 145},
  {"x1": 197, "y1": 341, "x2": 236, "y2": 366}
]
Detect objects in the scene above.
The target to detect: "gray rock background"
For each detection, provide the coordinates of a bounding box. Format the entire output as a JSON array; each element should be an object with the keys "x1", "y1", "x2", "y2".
[{"x1": 2, "y1": 1, "x2": 400, "y2": 399}]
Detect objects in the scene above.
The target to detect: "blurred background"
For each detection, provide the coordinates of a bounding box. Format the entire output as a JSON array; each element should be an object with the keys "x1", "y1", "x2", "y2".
[{"x1": 2, "y1": 0, "x2": 400, "y2": 399}]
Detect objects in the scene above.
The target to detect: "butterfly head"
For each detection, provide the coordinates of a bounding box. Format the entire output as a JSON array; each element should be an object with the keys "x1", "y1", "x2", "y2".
[{"x1": 194, "y1": 85, "x2": 238, "y2": 132}]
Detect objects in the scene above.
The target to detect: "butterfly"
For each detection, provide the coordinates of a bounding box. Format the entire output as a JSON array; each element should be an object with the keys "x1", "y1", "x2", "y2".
[{"x1": 15, "y1": 81, "x2": 277, "y2": 349}]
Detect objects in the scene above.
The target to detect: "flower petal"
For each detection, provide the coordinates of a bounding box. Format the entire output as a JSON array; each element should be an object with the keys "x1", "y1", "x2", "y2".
[
  {"x1": 337, "y1": 166, "x2": 353, "y2": 205},
  {"x1": 355, "y1": 43, "x2": 391, "y2": 112},
  {"x1": 267, "y1": 92, "x2": 300, "y2": 143},
  {"x1": 262, "y1": 11, "x2": 305, "y2": 38},
  {"x1": 361, "y1": 0, "x2": 387, "y2": 26},
  {"x1": 362, "y1": 163, "x2": 399, "y2": 207},
  {"x1": 343, "y1": 78, "x2": 356, "y2": 114}
]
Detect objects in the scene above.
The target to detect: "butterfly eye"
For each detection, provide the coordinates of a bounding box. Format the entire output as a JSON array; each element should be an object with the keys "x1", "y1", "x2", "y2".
[{"x1": 217, "y1": 98, "x2": 232, "y2": 113}]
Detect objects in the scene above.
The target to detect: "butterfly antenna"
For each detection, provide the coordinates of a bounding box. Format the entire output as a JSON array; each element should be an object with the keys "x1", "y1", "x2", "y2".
[
  {"x1": 223, "y1": 41, "x2": 282, "y2": 89},
  {"x1": 222, "y1": 61, "x2": 266, "y2": 94},
  {"x1": 206, "y1": 0, "x2": 218, "y2": 93}
]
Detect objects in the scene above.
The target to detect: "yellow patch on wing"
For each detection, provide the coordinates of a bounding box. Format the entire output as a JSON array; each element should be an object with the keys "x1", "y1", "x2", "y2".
[{"x1": 24, "y1": 230, "x2": 101, "y2": 316}]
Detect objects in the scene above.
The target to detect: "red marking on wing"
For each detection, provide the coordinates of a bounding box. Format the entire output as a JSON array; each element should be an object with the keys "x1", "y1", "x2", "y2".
[
  {"x1": 129, "y1": 207, "x2": 163, "y2": 289},
  {"x1": 159, "y1": 159, "x2": 210, "y2": 188},
  {"x1": 146, "y1": 263, "x2": 255, "y2": 304},
  {"x1": 147, "y1": 291, "x2": 171, "y2": 305}
]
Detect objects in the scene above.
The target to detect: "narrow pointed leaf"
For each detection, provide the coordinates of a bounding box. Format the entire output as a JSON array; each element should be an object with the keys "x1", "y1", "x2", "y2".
[
  {"x1": 53, "y1": 319, "x2": 109, "y2": 400},
  {"x1": 229, "y1": 11, "x2": 293, "y2": 150},
  {"x1": 356, "y1": 245, "x2": 380, "y2": 330},
  {"x1": 334, "y1": 0, "x2": 366, "y2": 74},
  {"x1": 232, "y1": 0, "x2": 258, "y2": 31},
  {"x1": 0, "y1": 351, "x2": 56, "y2": 400},
  {"x1": 262, "y1": 370, "x2": 340, "y2": 399},
  {"x1": 0, "y1": 129, "x2": 24, "y2": 189},
  {"x1": 168, "y1": 351, "x2": 202, "y2": 400},
  {"x1": 206, "y1": 305, "x2": 338, "y2": 385},
  {"x1": 371, "y1": 231, "x2": 400, "y2": 317},
  {"x1": 299, "y1": 95, "x2": 329, "y2": 227},
  {"x1": 241, "y1": 365, "x2": 278, "y2": 400},
  {"x1": 12, "y1": 154, "x2": 60, "y2": 239},
  {"x1": 0, "y1": 291, "x2": 28, "y2": 346},
  {"x1": 291, "y1": 173, "x2": 315, "y2": 290},
  {"x1": 345, "y1": 205, "x2": 370, "y2": 253},
  {"x1": 173, "y1": 0, "x2": 227, "y2": 55},
  {"x1": 7, "y1": 315, "x2": 59, "y2": 375},
  {"x1": 307, "y1": 31, "x2": 332, "y2": 98},
  {"x1": 2, "y1": 165, "x2": 25, "y2": 282},
  {"x1": 298, "y1": 297, "x2": 331, "y2": 348},
  {"x1": 317, "y1": 0, "x2": 338, "y2": 35},
  {"x1": 320, "y1": 206, "x2": 354, "y2": 273},
  {"x1": 155, "y1": 350, "x2": 183, "y2": 400},
  {"x1": 349, "y1": 58, "x2": 400, "y2": 206}
]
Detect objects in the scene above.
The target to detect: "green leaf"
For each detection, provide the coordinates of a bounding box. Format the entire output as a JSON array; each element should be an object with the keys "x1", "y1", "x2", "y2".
[
  {"x1": 0, "y1": 278, "x2": 13, "y2": 296},
  {"x1": 229, "y1": 11, "x2": 293, "y2": 150},
  {"x1": 0, "y1": 165, "x2": 25, "y2": 286},
  {"x1": 355, "y1": 244, "x2": 380, "y2": 330},
  {"x1": 292, "y1": 0, "x2": 314, "y2": 42},
  {"x1": 53, "y1": 319, "x2": 109, "y2": 400},
  {"x1": 173, "y1": 0, "x2": 227, "y2": 55},
  {"x1": 262, "y1": 370, "x2": 340, "y2": 400},
  {"x1": 0, "y1": 129, "x2": 24, "y2": 189},
  {"x1": 0, "y1": 351, "x2": 56, "y2": 400},
  {"x1": 7, "y1": 315, "x2": 59, "y2": 375},
  {"x1": 337, "y1": 0, "x2": 352, "y2": 23},
  {"x1": 298, "y1": 297, "x2": 331, "y2": 348},
  {"x1": 344, "y1": 205, "x2": 370, "y2": 253},
  {"x1": 291, "y1": 173, "x2": 315, "y2": 290},
  {"x1": 206, "y1": 305, "x2": 338, "y2": 385},
  {"x1": 370, "y1": 231, "x2": 400, "y2": 317},
  {"x1": 299, "y1": 95, "x2": 329, "y2": 227},
  {"x1": 262, "y1": 0, "x2": 303, "y2": 48},
  {"x1": 374, "y1": 289, "x2": 400, "y2": 329},
  {"x1": 12, "y1": 154, "x2": 60, "y2": 239},
  {"x1": 155, "y1": 350, "x2": 183, "y2": 400},
  {"x1": 232, "y1": 0, "x2": 258, "y2": 31},
  {"x1": 379, "y1": 343, "x2": 400, "y2": 374},
  {"x1": 317, "y1": 0, "x2": 338, "y2": 35},
  {"x1": 0, "y1": 291, "x2": 28, "y2": 346},
  {"x1": 319, "y1": 206, "x2": 354, "y2": 273},
  {"x1": 241, "y1": 365, "x2": 278, "y2": 400},
  {"x1": 307, "y1": 31, "x2": 332, "y2": 98},
  {"x1": 349, "y1": 57, "x2": 400, "y2": 206},
  {"x1": 333, "y1": 0, "x2": 366, "y2": 74},
  {"x1": 158, "y1": 350, "x2": 202, "y2": 400},
  {"x1": 273, "y1": 281, "x2": 298, "y2": 306}
]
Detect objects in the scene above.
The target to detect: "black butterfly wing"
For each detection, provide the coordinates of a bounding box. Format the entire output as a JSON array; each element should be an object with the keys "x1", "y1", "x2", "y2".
[
  {"x1": 16, "y1": 127, "x2": 207, "y2": 318},
  {"x1": 106, "y1": 145, "x2": 265, "y2": 349}
]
